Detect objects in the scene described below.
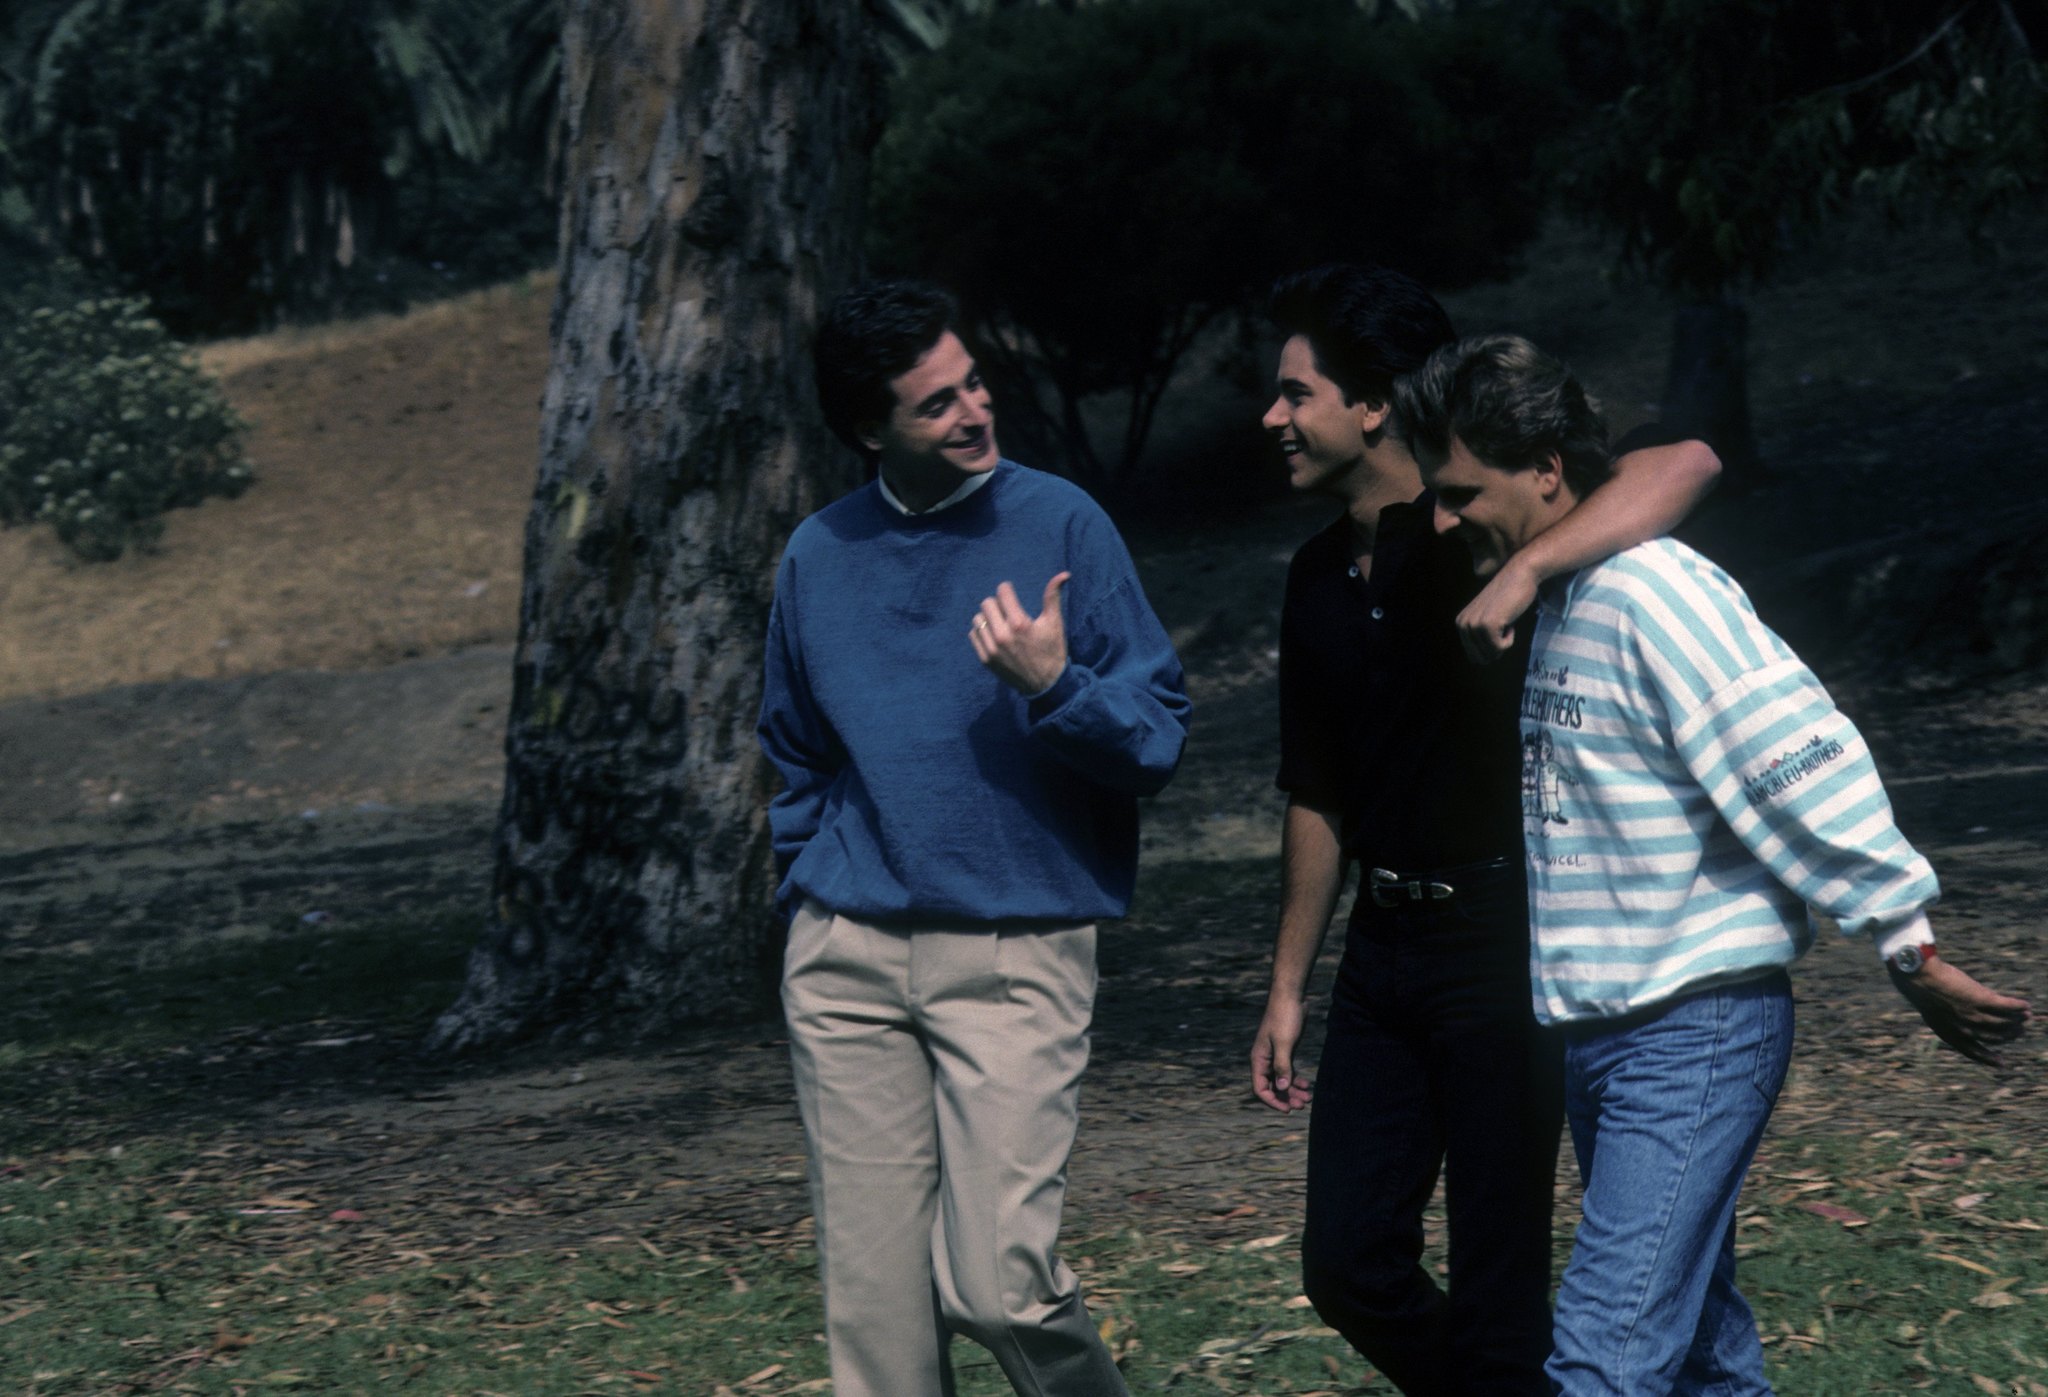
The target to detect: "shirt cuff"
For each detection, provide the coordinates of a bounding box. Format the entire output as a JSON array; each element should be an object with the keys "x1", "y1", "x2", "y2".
[
  {"x1": 1023, "y1": 662, "x2": 1077, "y2": 709},
  {"x1": 1872, "y1": 912, "x2": 1934, "y2": 962}
]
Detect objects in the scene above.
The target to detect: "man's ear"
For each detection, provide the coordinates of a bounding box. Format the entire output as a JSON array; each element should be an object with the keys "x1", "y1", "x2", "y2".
[
  {"x1": 1534, "y1": 449, "x2": 1566, "y2": 500},
  {"x1": 855, "y1": 421, "x2": 886, "y2": 455},
  {"x1": 1355, "y1": 397, "x2": 1391, "y2": 436}
]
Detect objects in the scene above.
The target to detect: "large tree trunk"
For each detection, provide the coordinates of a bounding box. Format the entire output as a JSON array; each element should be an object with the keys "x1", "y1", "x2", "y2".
[
  {"x1": 431, "y1": 0, "x2": 879, "y2": 1052},
  {"x1": 1662, "y1": 295, "x2": 1760, "y2": 485}
]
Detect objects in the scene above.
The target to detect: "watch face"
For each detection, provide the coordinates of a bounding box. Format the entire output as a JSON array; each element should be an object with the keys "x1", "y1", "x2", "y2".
[{"x1": 1892, "y1": 945, "x2": 1924, "y2": 975}]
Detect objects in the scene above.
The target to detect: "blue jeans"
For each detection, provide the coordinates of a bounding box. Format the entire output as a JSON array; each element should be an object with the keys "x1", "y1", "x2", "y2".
[{"x1": 1548, "y1": 972, "x2": 1794, "y2": 1397}]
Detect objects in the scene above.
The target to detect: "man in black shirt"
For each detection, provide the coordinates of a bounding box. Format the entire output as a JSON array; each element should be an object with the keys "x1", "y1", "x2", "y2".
[{"x1": 1248, "y1": 264, "x2": 1720, "y2": 1395}]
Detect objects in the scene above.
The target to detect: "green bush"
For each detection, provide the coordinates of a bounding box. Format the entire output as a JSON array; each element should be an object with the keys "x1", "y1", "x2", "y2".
[{"x1": 0, "y1": 297, "x2": 252, "y2": 561}]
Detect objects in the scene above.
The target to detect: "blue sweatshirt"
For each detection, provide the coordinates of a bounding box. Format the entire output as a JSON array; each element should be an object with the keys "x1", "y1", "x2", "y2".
[{"x1": 758, "y1": 460, "x2": 1191, "y2": 923}]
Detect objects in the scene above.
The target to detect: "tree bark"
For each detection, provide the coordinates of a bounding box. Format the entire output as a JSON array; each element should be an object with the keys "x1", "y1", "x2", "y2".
[
  {"x1": 1662, "y1": 296, "x2": 1760, "y2": 485},
  {"x1": 431, "y1": 0, "x2": 879, "y2": 1051}
]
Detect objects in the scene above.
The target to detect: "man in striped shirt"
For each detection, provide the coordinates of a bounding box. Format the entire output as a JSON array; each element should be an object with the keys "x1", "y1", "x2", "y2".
[{"x1": 1396, "y1": 333, "x2": 2031, "y2": 1397}]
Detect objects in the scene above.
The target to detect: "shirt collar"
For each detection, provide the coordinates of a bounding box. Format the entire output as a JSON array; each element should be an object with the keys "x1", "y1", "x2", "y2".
[{"x1": 878, "y1": 467, "x2": 996, "y2": 516}]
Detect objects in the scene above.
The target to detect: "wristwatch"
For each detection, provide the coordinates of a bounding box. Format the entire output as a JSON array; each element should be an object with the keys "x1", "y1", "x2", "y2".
[{"x1": 1887, "y1": 943, "x2": 1939, "y2": 977}]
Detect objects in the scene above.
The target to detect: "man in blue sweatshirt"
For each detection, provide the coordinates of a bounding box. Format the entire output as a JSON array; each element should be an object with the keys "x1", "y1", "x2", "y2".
[{"x1": 758, "y1": 279, "x2": 1190, "y2": 1397}]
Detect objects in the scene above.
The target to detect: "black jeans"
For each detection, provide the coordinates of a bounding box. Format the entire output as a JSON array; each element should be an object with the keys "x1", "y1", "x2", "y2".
[{"x1": 1301, "y1": 859, "x2": 1564, "y2": 1396}]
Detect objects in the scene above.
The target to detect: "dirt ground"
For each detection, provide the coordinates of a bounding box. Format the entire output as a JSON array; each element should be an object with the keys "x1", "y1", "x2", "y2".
[{"x1": 3, "y1": 215, "x2": 2047, "y2": 1326}]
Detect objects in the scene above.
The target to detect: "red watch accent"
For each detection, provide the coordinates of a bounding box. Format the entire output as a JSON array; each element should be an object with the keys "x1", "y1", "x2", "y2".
[{"x1": 1888, "y1": 943, "x2": 1939, "y2": 976}]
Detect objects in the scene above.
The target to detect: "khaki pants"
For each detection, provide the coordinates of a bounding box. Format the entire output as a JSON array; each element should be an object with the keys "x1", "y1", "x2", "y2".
[{"x1": 782, "y1": 900, "x2": 1128, "y2": 1397}]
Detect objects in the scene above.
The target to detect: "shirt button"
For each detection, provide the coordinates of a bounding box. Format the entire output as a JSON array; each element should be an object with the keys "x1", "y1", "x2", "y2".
[{"x1": 1371, "y1": 607, "x2": 1384, "y2": 620}]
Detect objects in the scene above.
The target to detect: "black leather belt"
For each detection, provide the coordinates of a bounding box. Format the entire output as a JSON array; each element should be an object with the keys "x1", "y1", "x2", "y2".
[{"x1": 1366, "y1": 856, "x2": 1511, "y2": 908}]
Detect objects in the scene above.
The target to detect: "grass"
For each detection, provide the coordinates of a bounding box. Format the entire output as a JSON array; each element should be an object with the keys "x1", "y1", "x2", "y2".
[
  {"x1": 6, "y1": 908, "x2": 2047, "y2": 1392},
  {"x1": 4, "y1": 1132, "x2": 2046, "y2": 1395}
]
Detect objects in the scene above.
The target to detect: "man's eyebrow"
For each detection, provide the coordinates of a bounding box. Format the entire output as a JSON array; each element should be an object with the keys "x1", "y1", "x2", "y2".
[
  {"x1": 913, "y1": 385, "x2": 957, "y2": 414},
  {"x1": 1278, "y1": 376, "x2": 1312, "y2": 394}
]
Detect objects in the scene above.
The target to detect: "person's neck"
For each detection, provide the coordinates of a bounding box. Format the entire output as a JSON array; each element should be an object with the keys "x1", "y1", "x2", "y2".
[
  {"x1": 882, "y1": 463, "x2": 978, "y2": 514},
  {"x1": 1336, "y1": 441, "x2": 1424, "y2": 553}
]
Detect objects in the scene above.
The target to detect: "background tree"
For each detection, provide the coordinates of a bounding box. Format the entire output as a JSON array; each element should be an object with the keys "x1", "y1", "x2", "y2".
[
  {"x1": 869, "y1": 0, "x2": 1565, "y2": 499},
  {"x1": 1558, "y1": 0, "x2": 2047, "y2": 480},
  {"x1": 428, "y1": 0, "x2": 878, "y2": 1050}
]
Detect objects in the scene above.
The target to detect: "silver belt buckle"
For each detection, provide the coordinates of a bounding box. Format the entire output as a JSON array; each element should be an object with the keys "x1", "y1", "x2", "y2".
[{"x1": 1369, "y1": 868, "x2": 1456, "y2": 907}]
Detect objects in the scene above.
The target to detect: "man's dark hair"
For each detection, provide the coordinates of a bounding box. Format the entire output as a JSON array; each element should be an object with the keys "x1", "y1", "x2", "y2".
[
  {"x1": 813, "y1": 278, "x2": 961, "y2": 458},
  {"x1": 1265, "y1": 263, "x2": 1456, "y2": 408},
  {"x1": 1394, "y1": 334, "x2": 1614, "y2": 496}
]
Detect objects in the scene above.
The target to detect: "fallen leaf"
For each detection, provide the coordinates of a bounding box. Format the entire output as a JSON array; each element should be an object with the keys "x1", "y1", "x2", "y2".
[
  {"x1": 1800, "y1": 1202, "x2": 1870, "y2": 1226},
  {"x1": 1243, "y1": 1232, "x2": 1289, "y2": 1251},
  {"x1": 1930, "y1": 1253, "x2": 1999, "y2": 1276}
]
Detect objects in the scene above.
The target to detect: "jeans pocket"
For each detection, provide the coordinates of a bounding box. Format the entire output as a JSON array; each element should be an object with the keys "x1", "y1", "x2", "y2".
[{"x1": 1747, "y1": 984, "x2": 1794, "y2": 1108}]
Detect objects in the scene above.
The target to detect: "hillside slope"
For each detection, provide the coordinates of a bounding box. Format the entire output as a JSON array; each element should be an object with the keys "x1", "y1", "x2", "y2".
[{"x1": 0, "y1": 279, "x2": 553, "y2": 703}]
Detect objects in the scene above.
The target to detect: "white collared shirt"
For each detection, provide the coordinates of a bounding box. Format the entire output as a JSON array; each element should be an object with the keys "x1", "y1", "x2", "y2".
[{"x1": 878, "y1": 468, "x2": 995, "y2": 516}]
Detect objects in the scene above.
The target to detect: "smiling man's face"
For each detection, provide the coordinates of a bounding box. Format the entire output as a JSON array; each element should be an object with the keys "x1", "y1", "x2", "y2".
[
  {"x1": 1417, "y1": 433, "x2": 1562, "y2": 578},
  {"x1": 860, "y1": 330, "x2": 998, "y2": 496},
  {"x1": 1262, "y1": 334, "x2": 1377, "y2": 496}
]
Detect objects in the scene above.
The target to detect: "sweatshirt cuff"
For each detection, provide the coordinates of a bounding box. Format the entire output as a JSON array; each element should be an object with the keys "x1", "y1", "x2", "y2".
[
  {"x1": 1872, "y1": 912, "x2": 1934, "y2": 962},
  {"x1": 1024, "y1": 661, "x2": 1081, "y2": 714}
]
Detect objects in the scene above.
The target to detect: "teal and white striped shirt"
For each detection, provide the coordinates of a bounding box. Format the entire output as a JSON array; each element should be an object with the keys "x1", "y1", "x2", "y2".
[{"x1": 1522, "y1": 538, "x2": 1937, "y2": 1025}]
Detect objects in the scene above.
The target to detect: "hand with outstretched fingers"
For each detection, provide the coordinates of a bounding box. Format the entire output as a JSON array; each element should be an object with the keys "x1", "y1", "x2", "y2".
[
  {"x1": 1251, "y1": 997, "x2": 1312, "y2": 1113},
  {"x1": 1888, "y1": 955, "x2": 2032, "y2": 1066},
  {"x1": 1457, "y1": 555, "x2": 1536, "y2": 664},
  {"x1": 970, "y1": 571, "x2": 1070, "y2": 695}
]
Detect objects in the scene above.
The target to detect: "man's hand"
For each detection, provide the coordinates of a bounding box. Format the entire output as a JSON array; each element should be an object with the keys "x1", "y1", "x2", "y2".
[
  {"x1": 971, "y1": 572, "x2": 1070, "y2": 695},
  {"x1": 1251, "y1": 997, "x2": 1312, "y2": 1113},
  {"x1": 1457, "y1": 554, "x2": 1536, "y2": 663},
  {"x1": 1889, "y1": 957, "x2": 2032, "y2": 1066}
]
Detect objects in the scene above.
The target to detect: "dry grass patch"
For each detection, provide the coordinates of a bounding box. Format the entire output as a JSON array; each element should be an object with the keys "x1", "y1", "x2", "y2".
[{"x1": 0, "y1": 277, "x2": 555, "y2": 703}]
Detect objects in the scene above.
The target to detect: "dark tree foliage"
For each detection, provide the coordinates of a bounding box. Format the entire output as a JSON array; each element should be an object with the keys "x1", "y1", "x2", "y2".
[
  {"x1": 1563, "y1": 0, "x2": 2044, "y2": 295},
  {"x1": 1556, "y1": 0, "x2": 2047, "y2": 476},
  {"x1": 1, "y1": 0, "x2": 552, "y2": 335},
  {"x1": 869, "y1": 0, "x2": 1567, "y2": 497}
]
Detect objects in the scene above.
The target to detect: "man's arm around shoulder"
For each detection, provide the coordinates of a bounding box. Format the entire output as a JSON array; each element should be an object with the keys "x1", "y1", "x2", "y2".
[{"x1": 1458, "y1": 438, "x2": 1721, "y2": 662}]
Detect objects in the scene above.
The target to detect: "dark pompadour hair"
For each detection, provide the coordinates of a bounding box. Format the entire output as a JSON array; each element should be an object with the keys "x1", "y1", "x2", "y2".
[
  {"x1": 1393, "y1": 334, "x2": 1614, "y2": 497},
  {"x1": 812, "y1": 278, "x2": 961, "y2": 458},
  {"x1": 1265, "y1": 263, "x2": 1457, "y2": 408}
]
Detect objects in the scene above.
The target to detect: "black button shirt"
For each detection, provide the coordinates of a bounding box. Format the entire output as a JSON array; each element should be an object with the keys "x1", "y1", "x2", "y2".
[{"x1": 1275, "y1": 493, "x2": 1529, "y2": 871}]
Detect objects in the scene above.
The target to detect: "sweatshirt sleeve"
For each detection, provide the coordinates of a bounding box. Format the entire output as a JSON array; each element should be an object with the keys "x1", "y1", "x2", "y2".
[
  {"x1": 1623, "y1": 565, "x2": 1939, "y2": 954},
  {"x1": 756, "y1": 567, "x2": 844, "y2": 889},
  {"x1": 1025, "y1": 567, "x2": 1190, "y2": 798}
]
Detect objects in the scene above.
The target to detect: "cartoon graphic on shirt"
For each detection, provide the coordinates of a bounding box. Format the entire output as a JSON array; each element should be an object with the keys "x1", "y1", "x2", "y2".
[{"x1": 1521, "y1": 728, "x2": 1574, "y2": 826}]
